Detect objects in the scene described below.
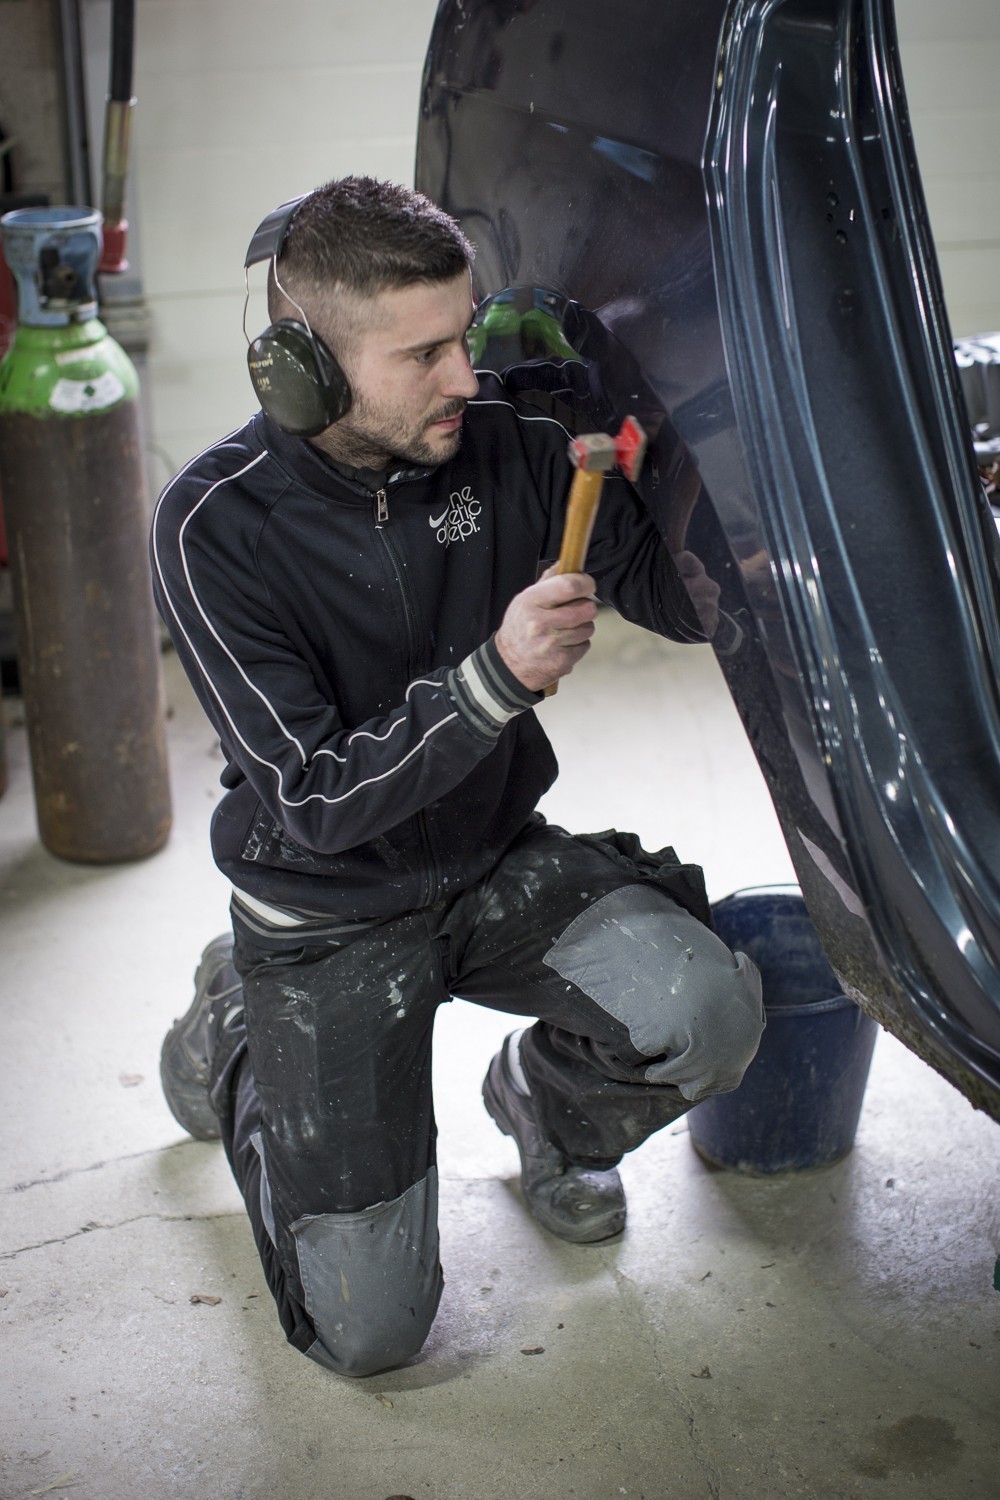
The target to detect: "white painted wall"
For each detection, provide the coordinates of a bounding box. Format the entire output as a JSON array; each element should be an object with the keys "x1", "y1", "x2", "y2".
[
  {"x1": 87, "y1": 0, "x2": 999, "y2": 483},
  {"x1": 892, "y1": 0, "x2": 1000, "y2": 339},
  {"x1": 81, "y1": 0, "x2": 441, "y2": 486}
]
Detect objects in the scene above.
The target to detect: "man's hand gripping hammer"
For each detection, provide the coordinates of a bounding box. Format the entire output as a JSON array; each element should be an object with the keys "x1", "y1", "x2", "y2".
[{"x1": 545, "y1": 415, "x2": 647, "y2": 695}]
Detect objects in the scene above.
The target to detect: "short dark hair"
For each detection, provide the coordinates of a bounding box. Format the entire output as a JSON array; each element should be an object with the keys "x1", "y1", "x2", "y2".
[{"x1": 267, "y1": 176, "x2": 474, "y2": 320}]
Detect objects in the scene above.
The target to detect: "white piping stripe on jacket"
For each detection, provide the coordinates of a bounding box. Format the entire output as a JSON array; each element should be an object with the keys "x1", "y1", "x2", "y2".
[
  {"x1": 470, "y1": 396, "x2": 571, "y2": 435},
  {"x1": 151, "y1": 446, "x2": 461, "y2": 812}
]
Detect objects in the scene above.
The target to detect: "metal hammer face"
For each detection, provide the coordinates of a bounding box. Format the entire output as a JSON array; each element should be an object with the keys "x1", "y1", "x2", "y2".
[{"x1": 567, "y1": 415, "x2": 648, "y2": 481}]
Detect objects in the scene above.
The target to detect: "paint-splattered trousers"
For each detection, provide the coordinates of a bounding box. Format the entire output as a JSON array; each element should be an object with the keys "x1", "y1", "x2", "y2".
[{"x1": 208, "y1": 816, "x2": 763, "y2": 1378}]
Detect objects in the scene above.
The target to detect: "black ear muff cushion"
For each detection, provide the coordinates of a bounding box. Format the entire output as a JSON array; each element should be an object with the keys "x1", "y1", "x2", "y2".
[{"x1": 247, "y1": 320, "x2": 352, "y2": 436}]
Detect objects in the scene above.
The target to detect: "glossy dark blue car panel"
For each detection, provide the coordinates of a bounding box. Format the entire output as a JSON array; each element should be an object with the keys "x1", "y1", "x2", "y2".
[{"x1": 416, "y1": 0, "x2": 1000, "y2": 1119}]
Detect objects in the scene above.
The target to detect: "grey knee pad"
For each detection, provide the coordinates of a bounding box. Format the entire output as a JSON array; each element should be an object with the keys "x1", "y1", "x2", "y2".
[
  {"x1": 290, "y1": 1168, "x2": 443, "y2": 1378},
  {"x1": 544, "y1": 887, "x2": 764, "y2": 1102}
]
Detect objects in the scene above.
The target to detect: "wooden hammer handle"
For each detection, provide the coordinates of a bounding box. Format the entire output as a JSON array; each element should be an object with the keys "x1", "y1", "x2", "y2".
[
  {"x1": 544, "y1": 468, "x2": 605, "y2": 695},
  {"x1": 554, "y1": 467, "x2": 604, "y2": 574}
]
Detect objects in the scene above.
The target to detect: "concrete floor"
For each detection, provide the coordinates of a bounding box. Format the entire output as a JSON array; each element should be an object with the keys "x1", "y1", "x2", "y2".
[{"x1": 1, "y1": 610, "x2": 997, "y2": 1500}]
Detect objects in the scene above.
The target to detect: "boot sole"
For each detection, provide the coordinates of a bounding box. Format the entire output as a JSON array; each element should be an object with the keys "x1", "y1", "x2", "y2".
[
  {"x1": 160, "y1": 1032, "x2": 222, "y2": 1141},
  {"x1": 159, "y1": 939, "x2": 236, "y2": 1141}
]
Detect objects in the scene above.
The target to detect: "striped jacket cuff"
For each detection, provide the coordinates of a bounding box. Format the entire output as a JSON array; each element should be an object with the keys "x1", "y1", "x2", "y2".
[{"x1": 447, "y1": 638, "x2": 541, "y2": 737}]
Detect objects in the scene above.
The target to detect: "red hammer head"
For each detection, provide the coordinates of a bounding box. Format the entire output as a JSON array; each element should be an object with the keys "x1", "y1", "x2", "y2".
[{"x1": 568, "y1": 415, "x2": 647, "y2": 481}]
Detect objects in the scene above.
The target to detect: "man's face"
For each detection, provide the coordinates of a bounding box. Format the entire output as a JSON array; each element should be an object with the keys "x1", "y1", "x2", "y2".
[{"x1": 316, "y1": 272, "x2": 480, "y2": 470}]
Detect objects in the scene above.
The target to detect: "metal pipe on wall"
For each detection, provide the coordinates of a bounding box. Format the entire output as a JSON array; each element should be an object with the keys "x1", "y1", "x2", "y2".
[{"x1": 54, "y1": 0, "x2": 95, "y2": 212}]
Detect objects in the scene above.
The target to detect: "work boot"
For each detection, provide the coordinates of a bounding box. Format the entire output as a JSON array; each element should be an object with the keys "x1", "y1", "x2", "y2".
[
  {"x1": 482, "y1": 1029, "x2": 626, "y2": 1244},
  {"x1": 160, "y1": 934, "x2": 244, "y2": 1141}
]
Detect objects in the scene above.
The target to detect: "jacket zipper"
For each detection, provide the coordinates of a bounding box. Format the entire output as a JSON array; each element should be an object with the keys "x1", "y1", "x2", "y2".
[{"x1": 372, "y1": 485, "x2": 438, "y2": 906}]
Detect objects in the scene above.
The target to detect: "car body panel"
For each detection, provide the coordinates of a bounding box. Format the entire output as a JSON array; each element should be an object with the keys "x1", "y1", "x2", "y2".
[{"x1": 416, "y1": 0, "x2": 1000, "y2": 1120}]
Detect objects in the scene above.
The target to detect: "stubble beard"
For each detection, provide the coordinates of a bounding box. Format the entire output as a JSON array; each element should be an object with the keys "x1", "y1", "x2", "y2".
[{"x1": 324, "y1": 395, "x2": 467, "y2": 470}]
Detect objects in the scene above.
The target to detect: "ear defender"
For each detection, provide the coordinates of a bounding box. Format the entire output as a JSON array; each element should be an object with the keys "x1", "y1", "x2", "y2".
[{"x1": 244, "y1": 196, "x2": 353, "y2": 436}]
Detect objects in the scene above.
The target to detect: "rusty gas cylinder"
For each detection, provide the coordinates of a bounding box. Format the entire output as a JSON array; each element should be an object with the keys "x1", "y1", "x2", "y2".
[{"x1": 0, "y1": 206, "x2": 170, "y2": 861}]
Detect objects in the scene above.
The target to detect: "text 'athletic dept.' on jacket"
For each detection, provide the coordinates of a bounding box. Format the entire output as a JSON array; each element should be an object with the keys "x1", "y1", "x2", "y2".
[{"x1": 149, "y1": 370, "x2": 705, "y2": 922}]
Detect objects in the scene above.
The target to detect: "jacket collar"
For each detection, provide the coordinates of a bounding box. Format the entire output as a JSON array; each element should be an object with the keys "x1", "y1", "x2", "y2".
[{"x1": 254, "y1": 412, "x2": 436, "y2": 499}]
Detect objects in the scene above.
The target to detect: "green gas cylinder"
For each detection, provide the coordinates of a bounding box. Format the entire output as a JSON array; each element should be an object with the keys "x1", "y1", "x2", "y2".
[{"x1": 0, "y1": 206, "x2": 171, "y2": 862}]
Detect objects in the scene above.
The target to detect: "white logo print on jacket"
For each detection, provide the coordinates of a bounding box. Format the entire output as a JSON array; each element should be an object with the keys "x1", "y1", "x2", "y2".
[{"x1": 430, "y1": 486, "x2": 481, "y2": 545}]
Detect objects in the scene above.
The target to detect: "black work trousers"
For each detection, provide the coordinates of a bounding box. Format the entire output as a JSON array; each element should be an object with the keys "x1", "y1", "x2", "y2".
[{"x1": 209, "y1": 817, "x2": 763, "y2": 1377}]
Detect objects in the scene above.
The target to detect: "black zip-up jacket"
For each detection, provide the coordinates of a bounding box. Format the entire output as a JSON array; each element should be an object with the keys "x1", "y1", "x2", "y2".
[{"x1": 150, "y1": 372, "x2": 704, "y2": 920}]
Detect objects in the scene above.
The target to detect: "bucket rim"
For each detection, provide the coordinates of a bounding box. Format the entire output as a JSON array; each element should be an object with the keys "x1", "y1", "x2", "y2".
[
  {"x1": 763, "y1": 992, "x2": 862, "y2": 1018},
  {"x1": 0, "y1": 206, "x2": 103, "y2": 233},
  {"x1": 714, "y1": 883, "x2": 803, "y2": 906}
]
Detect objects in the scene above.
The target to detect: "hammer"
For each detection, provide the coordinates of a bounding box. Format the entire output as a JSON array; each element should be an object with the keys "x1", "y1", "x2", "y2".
[{"x1": 545, "y1": 415, "x2": 647, "y2": 695}]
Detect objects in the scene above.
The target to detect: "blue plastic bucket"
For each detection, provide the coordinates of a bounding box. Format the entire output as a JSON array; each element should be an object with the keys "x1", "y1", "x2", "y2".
[{"x1": 687, "y1": 888, "x2": 878, "y2": 1173}]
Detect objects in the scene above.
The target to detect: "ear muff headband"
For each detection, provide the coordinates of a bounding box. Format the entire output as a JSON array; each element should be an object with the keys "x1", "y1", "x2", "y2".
[
  {"x1": 244, "y1": 197, "x2": 305, "y2": 270},
  {"x1": 245, "y1": 195, "x2": 353, "y2": 436}
]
